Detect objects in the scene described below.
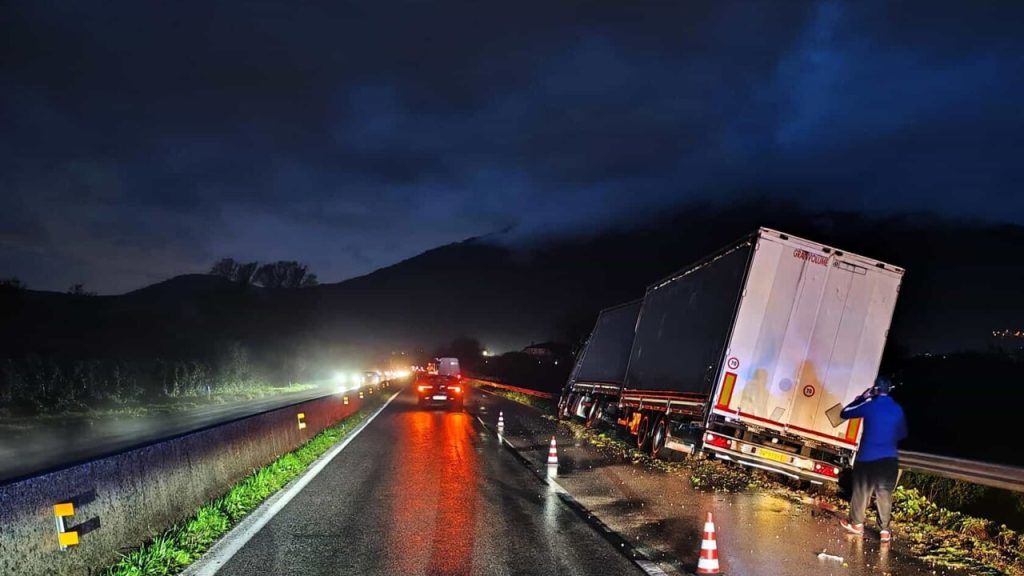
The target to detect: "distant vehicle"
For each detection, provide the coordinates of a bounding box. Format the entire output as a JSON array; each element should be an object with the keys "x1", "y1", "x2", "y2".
[
  {"x1": 559, "y1": 228, "x2": 904, "y2": 483},
  {"x1": 363, "y1": 371, "x2": 382, "y2": 386},
  {"x1": 416, "y1": 374, "x2": 464, "y2": 409},
  {"x1": 437, "y1": 357, "x2": 460, "y2": 377}
]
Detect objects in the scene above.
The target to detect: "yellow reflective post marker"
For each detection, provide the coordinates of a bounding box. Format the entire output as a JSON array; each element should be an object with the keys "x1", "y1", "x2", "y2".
[
  {"x1": 53, "y1": 503, "x2": 74, "y2": 518},
  {"x1": 58, "y1": 531, "x2": 80, "y2": 547},
  {"x1": 343, "y1": 396, "x2": 349, "y2": 405},
  {"x1": 54, "y1": 502, "x2": 79, "y2": 551},
  {"x1": 297, "y1": 413, "x2": 307, "y2": 430}
]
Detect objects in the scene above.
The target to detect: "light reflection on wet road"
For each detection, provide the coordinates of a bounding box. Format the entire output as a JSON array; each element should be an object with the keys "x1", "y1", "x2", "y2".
[
  {"x1": 388, "y1": 410, "x2": 478, "y2": 575},
  {"x1": 216, "y1": 389, "x2": 643, "y2": 575}
]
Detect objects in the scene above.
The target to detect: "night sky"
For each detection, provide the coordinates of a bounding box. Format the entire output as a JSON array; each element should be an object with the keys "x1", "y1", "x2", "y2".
[{"x1": 2, "y1": 1, "x2": 1022, "y2": 294}]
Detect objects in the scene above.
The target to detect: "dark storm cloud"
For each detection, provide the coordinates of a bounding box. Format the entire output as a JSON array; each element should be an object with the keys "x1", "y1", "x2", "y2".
[{"x1": 1, "y1": 1, "x2": 1022, "y2": 292}]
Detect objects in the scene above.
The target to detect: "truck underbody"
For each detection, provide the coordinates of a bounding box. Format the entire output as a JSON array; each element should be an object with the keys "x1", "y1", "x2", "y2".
[{"x1": 559, "y1": 386, "x2": 851, "y2": 483}]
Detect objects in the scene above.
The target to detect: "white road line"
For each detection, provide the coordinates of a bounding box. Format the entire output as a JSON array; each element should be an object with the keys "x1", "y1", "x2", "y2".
[{"x1": 185, "y1": 391, "x2": 401, "y2": 576}]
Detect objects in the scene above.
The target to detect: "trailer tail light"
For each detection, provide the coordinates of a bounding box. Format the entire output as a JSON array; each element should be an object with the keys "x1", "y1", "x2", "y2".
[
  {"x1": 813, "y1": 462, "x2": 841, "y2": 478},
  {"x1": 704, "y1": 433, "x2": 733, "y2": 450}
]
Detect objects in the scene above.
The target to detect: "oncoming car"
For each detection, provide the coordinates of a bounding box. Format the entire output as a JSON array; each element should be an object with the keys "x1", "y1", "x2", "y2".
[{"x1": 416, "y1": 374, "x2": 464, "y2": 409}]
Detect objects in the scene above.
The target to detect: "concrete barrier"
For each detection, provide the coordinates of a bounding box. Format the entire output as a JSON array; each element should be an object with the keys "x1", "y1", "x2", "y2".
[{"x1": 0, "y1": 389, "x2": 379, "y2": 576}]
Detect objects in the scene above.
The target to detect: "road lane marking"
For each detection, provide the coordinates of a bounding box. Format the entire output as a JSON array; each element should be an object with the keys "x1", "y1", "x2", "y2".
[{"x1": 185, "y1": 391, "x2": 401, "y2": 576}]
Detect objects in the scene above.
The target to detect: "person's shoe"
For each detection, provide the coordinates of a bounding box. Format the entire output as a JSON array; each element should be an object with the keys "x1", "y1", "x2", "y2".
[
  {"x1": 840, "y1": 519, "x2": 864, "y2": 535},
  {"x1": 880, "y1": 530, "x2": 892, "y2": 543}
]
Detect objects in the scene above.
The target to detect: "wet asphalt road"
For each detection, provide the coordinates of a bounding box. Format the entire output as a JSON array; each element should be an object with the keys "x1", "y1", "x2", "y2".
[
  {"x1": 213, "y1": 387, "x2": 645, "y2": 576},
  {"x1": 473, "y1": 388, "x2": 973, "y2": 576},
  {"x1": 0, "y1": 385, "x2": 339, "y2": 483}
]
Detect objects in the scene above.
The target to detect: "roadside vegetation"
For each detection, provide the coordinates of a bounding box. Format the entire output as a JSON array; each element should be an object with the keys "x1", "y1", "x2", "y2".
[
  {"x1": 890, "y1": 485, "x2": 1024, "y2": 575},
  {"x1": 0, "y1": 342, "x2": 313, "y2": 418},
  {"x1": 490, "y1": 383, "x2": 1024, "y2": 575},
  {"x1": 102, "y1": 393, "x2": 385, "y2": 576},
  {"x1": 471, "y1": 381, "x2": 555, "y2": 413}
]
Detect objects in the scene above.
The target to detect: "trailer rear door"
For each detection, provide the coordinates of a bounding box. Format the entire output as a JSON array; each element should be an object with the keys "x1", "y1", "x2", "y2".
[{"x1": 712, "y1": 230, "x2": 903, "y2": 450}]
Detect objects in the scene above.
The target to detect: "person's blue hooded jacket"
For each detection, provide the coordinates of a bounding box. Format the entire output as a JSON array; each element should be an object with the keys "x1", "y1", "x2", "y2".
[{"x1": 841, "y1": 393, "x2": 907, "y2": 462}]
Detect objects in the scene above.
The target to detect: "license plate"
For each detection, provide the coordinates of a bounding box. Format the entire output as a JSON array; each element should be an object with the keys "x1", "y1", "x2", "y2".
[
  {"x1": 432, "y1": 395, "x2": 447, "y2": 400},
  {"x1": 756, "y1": 448, "x2": 791, "y2": 464}
]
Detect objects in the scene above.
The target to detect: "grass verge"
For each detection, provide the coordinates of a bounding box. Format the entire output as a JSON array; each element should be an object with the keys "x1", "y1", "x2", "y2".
[
  {"x1": 2, "y1": 382, "x2": 319, "y2": 423},
  {"x1": 891, "y1": 485, "x2": 1024, "y2": 575},
  {"x1": 489, "y1": 384, "x2": 1024, "y2": 575},
  {"x1": 471, "y1": 381, "x2": 556, "y2": 413},
  {"x1": 102, "y1": 393, "x2": 385, "y2": 576}
]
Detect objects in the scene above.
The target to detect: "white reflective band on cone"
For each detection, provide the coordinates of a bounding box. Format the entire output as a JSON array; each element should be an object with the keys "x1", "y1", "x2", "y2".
[
  {"x1": 701, "y1": 539, "x2": 717, "y2": 551},
  {"x1": 704, "y1": 522, "x2": 715, "y2": 532}
]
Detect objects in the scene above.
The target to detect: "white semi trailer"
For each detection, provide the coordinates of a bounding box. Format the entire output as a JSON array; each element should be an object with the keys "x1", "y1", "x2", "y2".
[{"x1": 559, "y1": 228, "x2": 904, "y2": 482}]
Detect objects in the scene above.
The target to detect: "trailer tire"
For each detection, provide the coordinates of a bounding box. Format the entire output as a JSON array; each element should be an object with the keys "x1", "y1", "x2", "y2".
[
  {"x1": 636, "y1": 414, "x2": 652, "y2": 451},
  {"x1": 585, "y1": 400, "x2": 603, "y2": 429},
  {"x1": 558, "y1": 393, "x2": 575, "y2": 420},
  {"x1": 573, "y1": 395, "x2": 587, "y2": 418},
  {"x1": 650, "y1": 417, "x2": 667, "y2": 458}
]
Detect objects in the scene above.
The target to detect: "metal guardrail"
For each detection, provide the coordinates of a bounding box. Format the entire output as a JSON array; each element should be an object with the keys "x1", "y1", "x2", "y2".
[
  {"x1": 898, "y1": 450, "x2": 1024, "y2": 493},
  {"x1": 469, "y1": 378, "x2": 556, "y2": 400},
  {"x1": 471, "y1": 379, "x2": 1024, "y2": 492}
]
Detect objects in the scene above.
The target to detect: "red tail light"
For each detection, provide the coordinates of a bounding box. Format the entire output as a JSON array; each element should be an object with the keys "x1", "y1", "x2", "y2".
[
  {"x1": 704, "y1": 433, "x2": 733, "y2": 450},
  {"x1": 417, "y1": 385, "x2": 432, "y2": 392},
  {"x1": 813, "y1": 462, "x2": 841, "y2": 478},
  {"x1": 449, "y1": 386, "x2": 462, "y2": 393}
]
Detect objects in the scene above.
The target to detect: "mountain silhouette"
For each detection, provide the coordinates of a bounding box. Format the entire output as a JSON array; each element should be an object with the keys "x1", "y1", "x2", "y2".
[{"x1": 3, "y1": 200, "x2": 1023, "y2": 364}]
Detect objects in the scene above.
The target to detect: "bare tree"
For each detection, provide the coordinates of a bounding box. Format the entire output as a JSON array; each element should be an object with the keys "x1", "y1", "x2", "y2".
[
  {"x1": 254, "y1": 261, "x2": 317, "y2": 288},
  {"x1": 0, "y1": 277, "x2": 26, "y2": 292},
  {"x1": 210, "y1": 258, "x2": 315, "y2": 287},
  {"x1": 234, "y1": 261, "x2": 260, "y2": 285},
  {"x1": 67, "y1": 283, "x2": 96, "y2": 296},
  {"x1": 210, "y1": 258, "x2": 240, "y2": 279}
]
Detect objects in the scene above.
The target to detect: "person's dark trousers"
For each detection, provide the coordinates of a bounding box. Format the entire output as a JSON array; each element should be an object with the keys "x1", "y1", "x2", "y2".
[{"x1": 849, "y1": 457, "x2": 899, "y2": 530}]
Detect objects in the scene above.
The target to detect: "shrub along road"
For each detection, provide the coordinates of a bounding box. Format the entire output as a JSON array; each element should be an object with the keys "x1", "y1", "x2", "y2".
[{"x1": 0, "y1": 385, "x2": 335, "y2": 483}]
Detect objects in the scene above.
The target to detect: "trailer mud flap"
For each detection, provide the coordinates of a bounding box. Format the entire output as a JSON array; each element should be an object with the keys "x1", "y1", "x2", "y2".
[{"x1": 664, "y1": 438, "x2": 695, "y2": 454}]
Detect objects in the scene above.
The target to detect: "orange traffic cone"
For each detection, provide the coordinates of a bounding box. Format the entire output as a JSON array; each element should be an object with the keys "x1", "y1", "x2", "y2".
[
  {"x1": 696, "y1": 512, "x2": 722, "y2": 574},
  {"x1": 547, "y1": 436, "x2": 559, "y2": 466}
]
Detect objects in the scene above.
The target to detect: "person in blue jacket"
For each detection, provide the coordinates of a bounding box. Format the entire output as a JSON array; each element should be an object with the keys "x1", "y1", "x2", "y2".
[{"x1": 839, "y1": 376, "x2": 908, "y2": 542}]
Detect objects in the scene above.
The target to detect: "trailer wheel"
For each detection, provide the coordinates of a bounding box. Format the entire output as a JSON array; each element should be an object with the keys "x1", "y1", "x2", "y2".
[
  {"x1": 636, "y1": 414, "x2": 652, "y2": 451},
  {"x1": 558, "y1": 393, "x2": 574, "y2": 420},
  {"x1": 585, "y1": 400, "x2": 603, "y2": 429},
  {"x1": 650, "y1": 417, "x2": 667, "y2": 458},
  {"x1": 573, "y1": 395, "x2": 587, "y2": 418}
]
